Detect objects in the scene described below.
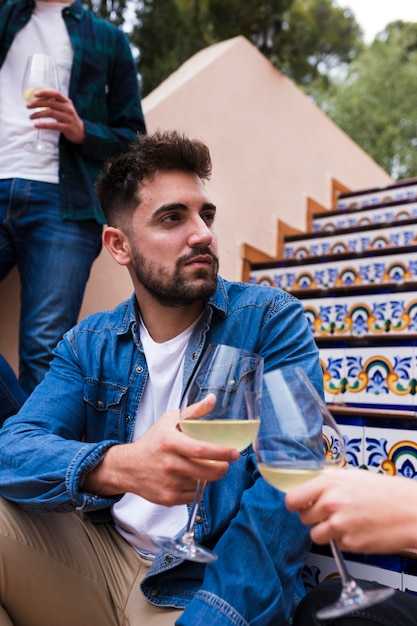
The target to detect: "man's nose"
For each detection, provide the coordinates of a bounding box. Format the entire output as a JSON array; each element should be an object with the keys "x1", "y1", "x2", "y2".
[{"x1": 188, "y1": 219, "x2": 213, "y2": 247}]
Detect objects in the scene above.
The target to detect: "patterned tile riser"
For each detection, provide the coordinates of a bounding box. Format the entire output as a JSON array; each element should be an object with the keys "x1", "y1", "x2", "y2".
[
  {"x1": 320, "y1": 346, "x2": 417, "y2": 410},
  {"x1": 337, "y1": 184, "x2": 417, "y2": 210},
  {"x1": 250, "y1": 251, "x2": 417, "y2": 291},
  {"x1": 337, "y1": 422, "x2": 417, "y2": 479},
  {"x1": 284, "y1": 223, "x2": 417, "y2": 260},
  {"x1": 303, "y1": 553, "x2": 404, "y2": 593},
  {"x1": 313, "y1": 203, "x2": 417, "y2": 233},
  {"x1": 303, "y1": 291, "x2": 417, "y2": 338},
  {"x1": 304, "y1": 421, "x2": 417, "y2": 594}
]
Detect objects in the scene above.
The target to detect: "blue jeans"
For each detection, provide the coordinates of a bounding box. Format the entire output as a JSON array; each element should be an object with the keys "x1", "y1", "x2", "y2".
[
  {"x1": 0, "y1": 179, "x2": 102, "y2": 394},
  {"x1": 0, "y1": 354, "x2": 27, "y2": 426}
]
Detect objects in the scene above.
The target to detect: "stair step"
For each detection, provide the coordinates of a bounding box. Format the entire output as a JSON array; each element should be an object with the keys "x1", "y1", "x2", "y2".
[
  {"x1": 302, "y1": 289, "x2": 417, "y2": 339},
  {"x1": 250, "y1": 247, "x2": 417, "y2": 291},
  {"x1": 337, "y1": 179, "x2": 417, "y2": 210},
  {"x1": 313, "y1": 200, "x2": 417, "y2": 233},
  {"x1": 320, "y1": 344, "x2": 417, "y2": 411},
  {"x1": 283, "y1": 220, "x2": 417, "y2": 260}
]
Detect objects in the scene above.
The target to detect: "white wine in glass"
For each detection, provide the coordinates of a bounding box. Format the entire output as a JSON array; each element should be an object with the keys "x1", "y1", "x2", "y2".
[
  {"x1": 255, "y1": 365, "x2": 395, "y2": 620},
  {"x1": 152, "y1": 343, "x2": 264, "y2": 563},
  {"x1": 22, "y1": 53, "x2": 60, "y2": 152},
  {"x1": 180, "y1": 415, "x2": 261, "y2": 450}
]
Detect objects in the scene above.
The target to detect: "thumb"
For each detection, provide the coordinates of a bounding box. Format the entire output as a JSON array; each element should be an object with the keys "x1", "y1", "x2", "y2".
[{"x1": 181, "y1": 393, "x2": 216, "y2": 420}]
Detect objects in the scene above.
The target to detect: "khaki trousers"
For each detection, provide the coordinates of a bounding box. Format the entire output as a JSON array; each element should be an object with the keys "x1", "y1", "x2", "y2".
[{"x1": 0, "y1": 497, "x2": 183, "y2": 626}]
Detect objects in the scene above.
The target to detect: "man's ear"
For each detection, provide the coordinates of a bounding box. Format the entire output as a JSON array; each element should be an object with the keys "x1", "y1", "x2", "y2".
[{"x1": 102, "y1": 226, "x2": 132, "y2": 266}]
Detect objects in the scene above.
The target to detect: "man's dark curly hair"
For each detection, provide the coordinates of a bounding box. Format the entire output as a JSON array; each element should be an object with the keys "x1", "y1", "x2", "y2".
[{"x1": 96, "y1": 130, "x2": 212, "y2": 227}]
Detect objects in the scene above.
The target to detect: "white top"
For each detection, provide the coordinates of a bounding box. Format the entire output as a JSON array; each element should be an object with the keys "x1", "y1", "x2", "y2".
[
  {"x1": 0, "y1": 1, "x2": 72, "y2": 182},
  {"x1": 112, "y1": 318, "x2": 201, "y2": 559}
]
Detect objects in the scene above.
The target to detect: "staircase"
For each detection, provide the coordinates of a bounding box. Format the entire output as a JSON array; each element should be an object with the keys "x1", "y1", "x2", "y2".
[{"x1": 244, "y1": 178, "x2": 417, "y2": 595}]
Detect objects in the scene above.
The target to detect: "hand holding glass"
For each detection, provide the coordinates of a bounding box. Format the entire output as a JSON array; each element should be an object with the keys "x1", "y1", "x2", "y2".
[
  {"x1": 255, "y1": 366, "x2": 394, "y2": 620},
  {"x1": 152, "y1": 343, "x2": 263, "y2": 562},
  {"x1": 22, "y1": 53, "x2": 60, "y2": 152}
]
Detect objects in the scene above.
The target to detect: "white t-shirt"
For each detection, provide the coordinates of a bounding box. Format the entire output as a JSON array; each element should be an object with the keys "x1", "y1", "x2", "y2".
[
  {"x1": 0, "y1": 1, "x2": 72, "y2": 183},
  {"x1": 112, "y1": 318, "x2": 200, "y2": 559}
]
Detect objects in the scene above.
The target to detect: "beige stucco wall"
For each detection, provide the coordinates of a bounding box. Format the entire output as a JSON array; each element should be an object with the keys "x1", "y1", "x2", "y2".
[{"x1": 0, "y1": 35, "x2": 392, "y2": 373}]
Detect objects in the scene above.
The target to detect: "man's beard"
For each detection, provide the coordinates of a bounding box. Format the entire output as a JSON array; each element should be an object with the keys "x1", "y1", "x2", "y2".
[{"x1": 131, "y1": 248, "x2": 219, "y2": 307}]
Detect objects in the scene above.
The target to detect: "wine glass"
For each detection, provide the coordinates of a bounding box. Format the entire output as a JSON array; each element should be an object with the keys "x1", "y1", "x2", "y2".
[
  {"x1": 152, "y1": 343, "x2": 264, "y2": 562},
  {"x1": 255, "y1": 365, "x2": 395, "y2": 620},
  {"x1": 22, "y1": 53, "x2": 60, "y2": 152}
]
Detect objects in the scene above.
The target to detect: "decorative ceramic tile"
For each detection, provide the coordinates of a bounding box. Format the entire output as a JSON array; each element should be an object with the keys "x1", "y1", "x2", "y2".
[
  {"x1": 303, "y1": 552, "x2": 401, "y2": 591},
  {"x1": 284, "y1": 223, "x2": 417, "y2": 260},
  {"x1": 319, "y1": 346, "x2": 417, "y2": 410},
  {"x1": 250, "y1": 250, "x2": 417, "y2": 290},
  {"x1": 303, "y1": 291, "x2": 417, "y2": 338},
  {"x1": 303, "y1": 553, "x2": 339, "y2": 589},
  {"x1": 337, "y1": 183, "x2": 417, "y2": 210},
  {"x1": 339, "y1": 424, "x2": 364, "y2": 467},
  {"x1": 364, "y1": 426, "x2": 417, "y2": 478},
  {"x1": 313, "y1": 202, "x2": 417, "y2": 233}
]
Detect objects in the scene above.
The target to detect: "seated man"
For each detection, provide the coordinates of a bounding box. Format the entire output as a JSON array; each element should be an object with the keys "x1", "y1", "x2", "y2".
[{"x1": 0, "y1": 130, "x2": 323, "y2": 626}]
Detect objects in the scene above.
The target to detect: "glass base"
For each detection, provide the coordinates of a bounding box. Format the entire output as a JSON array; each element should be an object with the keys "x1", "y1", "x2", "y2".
[
  {"x1": 24, "y1": 140, "x2": 55, "y2": 153},
  {"x1": 316, "y1": 584, "x2": 395, "y2": 620},
  {"x1": 152, "y1": 535, "x2": 218, "y2": 563}
]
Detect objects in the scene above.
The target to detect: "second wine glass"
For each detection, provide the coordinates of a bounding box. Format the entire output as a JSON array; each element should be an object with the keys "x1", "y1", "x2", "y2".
[
  {"x1": 152, "y1": 343, "x2": 263, "y2": 562},
  {"x1": 22, "y1": 53, "x2": 60, "y2": 152},
  {"x1": 255, "y1": 365, "x2": 395, "y2": 620}
]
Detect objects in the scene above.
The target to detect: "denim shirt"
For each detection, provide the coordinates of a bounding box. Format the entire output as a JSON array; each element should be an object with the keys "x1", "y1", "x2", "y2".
[
  {"x1": 0, "y1": 277, "x2": 323, "y2": 626},
  {"x1": 0, "y1": 0, "x2": 146, "y2": 223}
]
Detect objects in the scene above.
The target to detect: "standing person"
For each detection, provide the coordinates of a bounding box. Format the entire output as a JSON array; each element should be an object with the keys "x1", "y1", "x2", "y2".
[
  {"x1": 0, "y1": 130, "x2": 322, "y2": 626},
  {"x1": 285, "y1": 466, "x2": 417, "y2": 625},
  {"x1": 0, "y1": 0, "x2": 146, "y2": 394}
]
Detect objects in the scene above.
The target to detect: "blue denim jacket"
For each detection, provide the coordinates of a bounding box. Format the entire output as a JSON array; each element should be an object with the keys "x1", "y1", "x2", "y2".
[{"x1": 0, "y1": 277, "x2": 322, "y2": 626}]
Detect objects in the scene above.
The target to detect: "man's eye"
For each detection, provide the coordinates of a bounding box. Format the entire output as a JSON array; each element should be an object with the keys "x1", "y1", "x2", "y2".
[
  {"x1": 162, "y1": 213, "x2": 181, "y2": 223},
  {"x1": 203, "y1": 212, "x2": 216, "y2": 224}
]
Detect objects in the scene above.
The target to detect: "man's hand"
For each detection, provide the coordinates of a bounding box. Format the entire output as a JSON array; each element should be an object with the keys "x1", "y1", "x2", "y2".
[
  {"x1": 285, "y1": 469, "x2": 417, "y2": 554},
  {"x1": 27, "y1": 88, "x2": 85, "y2": 144},
  {"x1": 84, "y1": 394, "x2": 240, "y2": 507}
]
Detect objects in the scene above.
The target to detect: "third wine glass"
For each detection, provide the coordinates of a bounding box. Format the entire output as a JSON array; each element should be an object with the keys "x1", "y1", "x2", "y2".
[
  {"x1": 22, "y1": 53, "x2": 60, "y2": 152},
  {"x1": 255, "y1": 365, "x2": 395, "y2": 620}
]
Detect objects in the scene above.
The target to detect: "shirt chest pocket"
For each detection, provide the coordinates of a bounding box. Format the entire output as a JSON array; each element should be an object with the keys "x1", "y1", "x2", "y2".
[{"x1": 83, "y1": 379, "x2": 127, "y2": 415}]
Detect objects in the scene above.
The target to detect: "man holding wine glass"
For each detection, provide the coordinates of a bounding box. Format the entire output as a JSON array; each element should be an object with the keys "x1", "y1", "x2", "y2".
[
  {"x1": 0, "y1": 130, "x2": 323, "y2": 626},
  {"x1": 285, "y1": 468, "x2": 417, "y2": 625},
  {"x1": 0, "y1": 0, "x2": 146, "y2": 395}
]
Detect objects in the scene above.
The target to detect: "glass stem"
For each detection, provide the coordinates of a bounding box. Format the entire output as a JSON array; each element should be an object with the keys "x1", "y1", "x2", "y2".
[
  {"x1": 183, "y1": 479, "x2": 207, "y2": 540},
  {"x1": 330, "y1": 540, "x2": 361, "y2": 595}
]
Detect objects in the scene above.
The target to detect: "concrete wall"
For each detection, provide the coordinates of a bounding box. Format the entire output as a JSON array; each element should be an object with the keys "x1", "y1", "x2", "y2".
[{"x1": 0, "y1": 36, "x2": 392, "y2": 373}]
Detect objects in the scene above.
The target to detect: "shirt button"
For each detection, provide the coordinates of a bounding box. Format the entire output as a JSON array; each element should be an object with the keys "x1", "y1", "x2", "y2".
[
  {"x1": 97, "y1": 400, "x2": 104, "y2": 409},
  {"x1": 125, "y1": 415, "x2": 131, "y2": 423},
  {"x1": 136, "y1": 366, "x2": 143, "y2": 374},
  {"x1": 150, "y1": 588, "x2": 160, "y2": 597},
  {"x1": 164, "y1": 554, "x2": 174, "y2": 564},
  {"x1": 195, "y1": 515, "x2": 203, "y2": 524}
]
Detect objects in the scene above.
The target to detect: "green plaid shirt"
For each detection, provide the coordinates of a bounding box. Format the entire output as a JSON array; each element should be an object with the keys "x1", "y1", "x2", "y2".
[{"x1": 0, "y1": 0, "x2": 146, "y2": 223}]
